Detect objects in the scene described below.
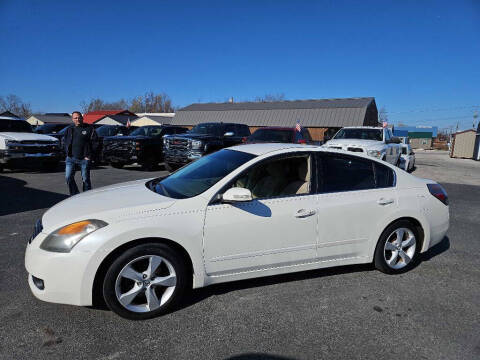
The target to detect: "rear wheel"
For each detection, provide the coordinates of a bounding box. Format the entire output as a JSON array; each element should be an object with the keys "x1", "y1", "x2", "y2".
[
  {"x1": 103, "y1": 243, "x2": 190, "y2": 320},
  {"x1": 110, "y1": 162, "x2": 124, "y2": 169},
  {"x1": 374, "y1": 220, "x2": 420, "y2": 274},
  {"x1": 165, "y1": 162, "x2": 179, "y2": 173}
]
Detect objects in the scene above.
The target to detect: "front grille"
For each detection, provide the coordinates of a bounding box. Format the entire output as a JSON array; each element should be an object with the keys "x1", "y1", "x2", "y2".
[
  {"x1": 104, "y1": 142, "x2": 133, "y2": 152},
  {"x1": 8, "y1": 141, "x2": 58, "y2": 154},
  {"x1": 166, "y1": 138, "x2": 189, "y2": 151},
  {"x1": 347, "y1": 147, "x2": 364, "y2": 153},
  {"x1": 29, "y1": 218, "x2": 43, "y2": 244}
]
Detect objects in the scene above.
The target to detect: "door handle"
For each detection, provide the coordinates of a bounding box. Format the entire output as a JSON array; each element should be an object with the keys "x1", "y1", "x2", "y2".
[
  {"x1": 377, "y1": 198, "x2": 394, "y2": 206},
  {"x1": 295, "y1": 209, "x2": 316, "y2": 218}
]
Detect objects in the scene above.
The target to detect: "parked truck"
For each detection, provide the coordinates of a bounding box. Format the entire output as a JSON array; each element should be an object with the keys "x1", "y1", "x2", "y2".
[
  {"x1": 323, "y1": 126, "x2": 402, "y2": 166},
  {"x1": 0, "y1": 115, "x2": 61, "y2": 172},
  {"x1": 163, "y1": 122, "x2": 251, "y2": 171}
]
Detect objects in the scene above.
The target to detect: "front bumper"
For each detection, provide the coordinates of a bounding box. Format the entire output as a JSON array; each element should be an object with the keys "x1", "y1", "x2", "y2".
[
  {"x1": 25, "y1": 232, "x2": 92, "y2": 306},
  {"x1": 0, "y1": 150, "x2": 61, "y2": 165}
]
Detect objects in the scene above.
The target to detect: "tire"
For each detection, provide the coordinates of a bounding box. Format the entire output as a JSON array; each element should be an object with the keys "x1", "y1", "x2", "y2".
[
  {"x1": 42, "y1": 161, "x2": 60, "y2": 172},
  {"x1": 141, "y1": 157, "x2": 157, "y2": 171},
  {"x1": 374, "y1": 220, "x2": 420, "y2": 274},
  {"x1": 110, "y1": 162, "x2": 124, "y2": 169},
  {"x1": 165, "y1": 162, "x2": 179, "y2": 173},
  {"x1": 102, "y1": 243, "x2": 190, "y2": 320}
]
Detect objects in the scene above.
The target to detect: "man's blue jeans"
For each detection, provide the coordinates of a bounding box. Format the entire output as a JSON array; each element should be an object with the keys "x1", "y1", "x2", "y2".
[{"x1": 65, "y1": 157, "x2": 91, "y2": 195}]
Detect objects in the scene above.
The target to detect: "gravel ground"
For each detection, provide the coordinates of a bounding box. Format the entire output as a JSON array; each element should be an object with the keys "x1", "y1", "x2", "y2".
[{"x1": 0, "y1": 152, "x2": 479, "y2": 360}]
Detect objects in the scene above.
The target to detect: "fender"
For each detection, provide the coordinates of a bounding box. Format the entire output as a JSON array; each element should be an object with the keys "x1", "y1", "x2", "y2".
[
  {"x1": 366, "y1": 208, "x2": 431, "y2": 260},
  {"x1": 75, "y1": 214, "x2": 207, "y2": 305}
]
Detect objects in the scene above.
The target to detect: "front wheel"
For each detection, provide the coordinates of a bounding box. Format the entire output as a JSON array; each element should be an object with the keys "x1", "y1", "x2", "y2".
[
  {"x1": 374, "y1": 220, "x2": 420, "y2": 274},
  {"x1": 102, "y1": 243, "x2": 190, "y2": 320}
]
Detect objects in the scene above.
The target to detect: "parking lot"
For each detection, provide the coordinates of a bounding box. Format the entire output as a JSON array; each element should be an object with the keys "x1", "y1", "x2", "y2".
[{"x1": 0, "y1": 151, "x2": 479, "y2": 360}]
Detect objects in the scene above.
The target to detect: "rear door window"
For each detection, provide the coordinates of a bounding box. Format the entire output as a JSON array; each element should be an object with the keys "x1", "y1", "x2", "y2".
[{"x1": 318, "y1": 153, "x2": 394, "y2": 193}]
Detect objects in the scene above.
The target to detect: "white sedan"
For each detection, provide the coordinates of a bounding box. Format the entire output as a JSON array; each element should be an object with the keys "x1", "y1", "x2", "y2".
[{"x1": 25, "y1": 144, "x2": 449, "y2": 319}]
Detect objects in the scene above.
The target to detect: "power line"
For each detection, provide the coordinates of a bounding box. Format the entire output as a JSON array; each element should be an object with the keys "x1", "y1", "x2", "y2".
[{"x1": 384, "y1": 104, "x2": 479, "y2": 114}]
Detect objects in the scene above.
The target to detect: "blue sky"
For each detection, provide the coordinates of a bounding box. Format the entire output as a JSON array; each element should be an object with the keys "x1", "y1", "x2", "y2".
[{"x1": 1, "y1": 0, "x2": 479, "y2": 130}]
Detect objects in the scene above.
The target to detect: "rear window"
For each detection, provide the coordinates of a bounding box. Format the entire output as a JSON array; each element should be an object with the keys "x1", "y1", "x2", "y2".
[{"x1": 0, "y1": 120, "x2": 32, "y2": 133}]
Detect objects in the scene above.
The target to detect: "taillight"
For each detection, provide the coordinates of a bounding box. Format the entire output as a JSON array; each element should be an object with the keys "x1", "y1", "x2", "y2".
[
  {"x1": 427, "y1": 183, "x2": 448, "y2": 205},
  {"x1": 241, "y1": 137, "x2": 247, "y2": 143},
  {"x1": 298, "y1": 139, "x2": 307, "y2": 144}
]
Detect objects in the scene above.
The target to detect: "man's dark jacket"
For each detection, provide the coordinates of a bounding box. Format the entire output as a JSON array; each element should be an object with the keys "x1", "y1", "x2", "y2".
[{"x1": 64, "y1": 124, "x2": 98, "y2": 159}]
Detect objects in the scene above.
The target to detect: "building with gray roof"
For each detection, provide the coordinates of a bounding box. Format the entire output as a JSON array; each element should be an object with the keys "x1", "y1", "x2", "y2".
[{"x1": 172, "y1": 97, "x2": 378, "y2": 140}]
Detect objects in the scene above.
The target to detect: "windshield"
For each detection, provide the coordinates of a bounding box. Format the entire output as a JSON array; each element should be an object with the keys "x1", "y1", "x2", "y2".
[
  {"x1": 129, "y1": 126, "x2": 162, "y2": 137},
  {"x1": 97, "y1": 125, "x2": 123, "y2": 137},
  {"x1": 189, "y1": 123, "x2": 222, "y2": 136},
  {"x1": 249, "y1": 129, "x2": 293, "y2": 143},
  {"x1": 334, "y1": 128, "x2": 383, "y2": 141},
  {"x1": 34, "y1": 123, "x2": 68, "y2": 134},
  {"x1": 0, "y1": 120, "x2": 32, "y2": 133},
  {"x1": 149, "y1": 149, "x2": 256, "y2": 199}
]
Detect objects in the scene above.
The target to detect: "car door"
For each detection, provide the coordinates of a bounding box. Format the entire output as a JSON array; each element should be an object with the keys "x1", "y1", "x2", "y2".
[
  {"x1": 315, "y1": 153, "x2": 397, "y2": 260},
  {"x1": 203, "y1": 152, "x2": 318, "y2": 276}
]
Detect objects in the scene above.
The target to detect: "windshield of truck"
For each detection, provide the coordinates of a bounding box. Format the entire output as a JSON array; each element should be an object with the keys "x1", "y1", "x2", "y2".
[
  {"x1": 0, "y1": 120, "x2": 32, "y2": 133},
  {"x1": 129, "y1": 126, "x2": 161, "y2": 137},
  {"x1": 334, "y1": 128, "x2": 383, "y2": 141},
  {"x1": 97, "y1": 125, "x2": 125, "y2": 137},
  {"x1": 148, "y1": 149, "x2": 256, "y2": 199},
  {"x1": 34, "y1": 123, "x2": 68, "y2": 134},
  {"x1": 248, "y1": 129, "x2": 293, "y2": 143},
  {"x1": 189, "y1": 123, "x2": 222, "y2": 136}
]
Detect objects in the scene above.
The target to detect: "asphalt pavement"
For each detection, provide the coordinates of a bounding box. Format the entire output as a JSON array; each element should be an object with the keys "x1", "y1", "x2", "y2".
[{"x1": 0, "y1": 153, "x2": 479, "y2": 360}]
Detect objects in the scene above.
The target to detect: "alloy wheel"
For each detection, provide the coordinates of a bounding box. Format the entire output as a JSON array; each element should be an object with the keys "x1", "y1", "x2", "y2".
[
  {"x1": 114, "y1": 255, "x2": 177, "y2": 313},
  {"x1": 383, "y1": 227, "x2": 416, "y2": 270}
]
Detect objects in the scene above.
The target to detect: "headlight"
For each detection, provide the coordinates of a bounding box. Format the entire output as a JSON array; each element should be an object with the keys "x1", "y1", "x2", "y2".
[
  {"x1": 191, "y1": 140, "x2": 203, "y2": 150},
  {"x1": 367, "y1": 150, "x2": 383, "y2": 159},
  {"x1": 40, "y1": 219, "x2": 107, "y2": 253}
]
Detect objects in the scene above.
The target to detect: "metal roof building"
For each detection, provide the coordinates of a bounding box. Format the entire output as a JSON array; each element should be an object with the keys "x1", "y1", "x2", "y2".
[
  {"x1": 172, "y1": 97, "x2": 378, "y2": 130},
  {"x1": 26, "y1": 113, "x2": 72, "y2": 126}
]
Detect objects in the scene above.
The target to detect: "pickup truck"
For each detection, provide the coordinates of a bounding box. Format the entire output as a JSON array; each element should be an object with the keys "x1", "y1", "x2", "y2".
[
  {"x1": 323, "y1": 126, "x2": 402, "y2": 165},
  {"x1": 0, "y1": 116, "x2": 61, "y2": 171},
  {"x1": 102, "y1": 125, "x2": 188, "y2": 170},
  {"x1": 246, "y1": 126, "x2": 316, "y2": 144},
  {"x1": 163, "y1": 122, "x2": 251, "y2": 171}
]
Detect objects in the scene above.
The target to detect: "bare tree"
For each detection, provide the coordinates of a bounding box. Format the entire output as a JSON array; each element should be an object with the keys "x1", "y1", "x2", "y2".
[
  {"x1": 378, "y1": 106, "x2": 388, "y2": 123},
  {"x1": 0, "y1": 94, "x2": 32, "y2": 118},
  {"x1": 254, "y1": 93, "x2": 286, "y2": 102},
  {"x1": 80, "y1": 92, "x2": 174, "y2": 113}
]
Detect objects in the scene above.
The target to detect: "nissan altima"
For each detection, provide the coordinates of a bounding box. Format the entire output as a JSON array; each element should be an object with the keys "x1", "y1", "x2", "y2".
[{"x1": 25, "y1": 143, "x2": 449, "y2": 319}]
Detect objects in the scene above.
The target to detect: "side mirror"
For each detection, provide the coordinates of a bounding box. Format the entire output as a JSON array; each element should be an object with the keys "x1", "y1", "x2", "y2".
[
  {"x1": 222, "y1": 187, "x2": 253, "y2": 202},
  {"x1": 224, "y1": 132, "x2": 234, "y2": 137}
]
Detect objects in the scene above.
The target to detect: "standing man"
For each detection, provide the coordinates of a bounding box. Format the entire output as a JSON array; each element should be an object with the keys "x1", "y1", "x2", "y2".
[{"x1": 64, "y1": 111, "x2": 98, "y2": 195}]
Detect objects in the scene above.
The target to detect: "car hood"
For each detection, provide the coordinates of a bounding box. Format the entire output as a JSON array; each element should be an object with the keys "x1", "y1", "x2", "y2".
[
  {"x1": 104, "y1": 135, "x2": 149, "y2": 142},
  {"x1": 0, "y1": 132, "x2": 58, "y2": 142},
  {"x1": 325, "y1": 139, "x2": 384, "y2": 148},
  {"x1": 41, "y1": 179, "x2": 176, "y2": 233},
  {"x1": 172, "y1": 133, "x2": 216, "y2": 141}
]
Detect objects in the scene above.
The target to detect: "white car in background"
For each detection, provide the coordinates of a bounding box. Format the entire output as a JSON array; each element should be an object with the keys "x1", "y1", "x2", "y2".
[
  {"x1": 324, "y1": 126, "x2": 402, "y2": 166},
  {"x1": 400, "y1": 144, "x2": 416, "y2": 172},
  {"x1": 25, "y1": 143, "x2": 449, "y2": 320}
]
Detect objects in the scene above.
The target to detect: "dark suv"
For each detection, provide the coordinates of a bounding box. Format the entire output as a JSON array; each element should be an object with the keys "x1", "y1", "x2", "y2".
[
  {"x1": 246, "y1": 127, "x2": 314, "y2": 144},
  {"x1": 163, "y1": 122, "x2": 251, "y2": 171},
  {"x1": 102, "y1": 125, "x2": 188, "y2": 170}
]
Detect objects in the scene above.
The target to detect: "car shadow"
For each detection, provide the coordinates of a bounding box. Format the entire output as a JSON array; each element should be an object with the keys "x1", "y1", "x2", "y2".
[
  {"x1": 177, "y1": 262, "x2": 374, "y2": 312},
  {"x1": 225, "y1": 354, "x2": 298, "y2": 360},
  {"x1": 0, "y1": 175, "x2": 68, "y2": 216},
  {"x1": 421, "y1": 236, "x2": 450, "y2": 262}
]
